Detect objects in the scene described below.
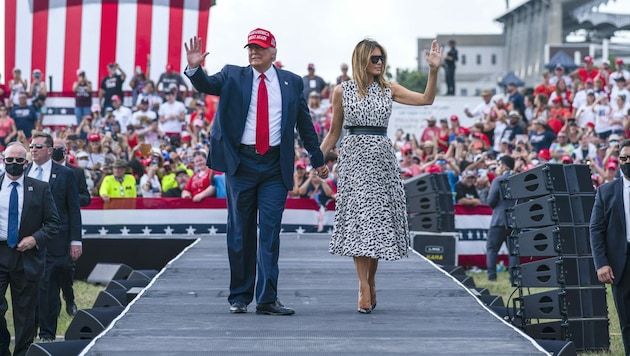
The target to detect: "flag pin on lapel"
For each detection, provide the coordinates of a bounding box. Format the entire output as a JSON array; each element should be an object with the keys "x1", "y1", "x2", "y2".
[
  {"x1": 28, "y1": 186, "x2": 33, "y2": 191},
  {"x1": 284, "y1": 81, "x2": 288, "y2": 85},
  {"x1": 52, "y1": 174, "x2": 57, "y2": 179}
]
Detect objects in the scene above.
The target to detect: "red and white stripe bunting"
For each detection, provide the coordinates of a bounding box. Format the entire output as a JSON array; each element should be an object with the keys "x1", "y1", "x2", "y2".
[{"x1": 3, "y1": 0, "x2": 212, "y2": 94}]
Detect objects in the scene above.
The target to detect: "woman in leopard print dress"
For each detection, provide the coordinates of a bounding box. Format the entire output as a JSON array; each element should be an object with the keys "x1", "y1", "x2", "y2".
[{"x1": 320, "y1": 38, "x2": 442, "y2": 313}]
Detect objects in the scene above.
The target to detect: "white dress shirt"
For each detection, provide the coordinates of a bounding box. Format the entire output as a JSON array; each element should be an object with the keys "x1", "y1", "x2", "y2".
[
  {"x1": 29, "y1": 159, "x2": 52, "y2": 183},
  {"x1": 624, "y1": 176, "x2": 630, "y2": 243},
  {"x1": 241, "y1": 67, "x2": 282, "y2": 147},
  {"x1": 0, "y1": 175, "x2": 25, "y2": 240}
]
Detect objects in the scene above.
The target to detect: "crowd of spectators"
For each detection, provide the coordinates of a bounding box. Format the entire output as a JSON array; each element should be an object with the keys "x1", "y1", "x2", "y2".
[{"x1": 0, "y1": 57, "x2": 628, "y2": 208}]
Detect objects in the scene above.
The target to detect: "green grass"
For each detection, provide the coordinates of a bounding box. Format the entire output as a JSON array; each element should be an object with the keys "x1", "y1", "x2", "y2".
[
  {"x1": 5, "y1": 281, "x2": 103, "y2": 347},
  {"x1": 467, "y1": 270, "x2": 623, "y2": 355}
]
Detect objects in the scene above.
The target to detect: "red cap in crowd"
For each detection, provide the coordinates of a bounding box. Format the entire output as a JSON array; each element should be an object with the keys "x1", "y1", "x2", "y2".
[
  {"x1": 244, "y1": 28, "x2": 276, "y2": 49},
  {"x1": 111, "y1": 94, "x2": 121, "y2": 102},
  {"x1": 274, "y1": 61, "x2": 283, "y2": 68},
  {"x1": 616, "y1": 58, "x2": 625, "y2": 65},
  {"x1": 552, "y1": 96, "x2": 563, "y2": 103},
  {"x1": 606, "y1": 161, "x2": 618, "y2": 170},
  {"x1": 166, "y1": 64, "x2": 173, "y2": 72},
  {"x1": 425, "y1": 165, "x2": 441, "y2": 174},
  {"x1": 586, "y1": 122, "x2": 595, "y2": 129},
  {"x1": 294, "y1": 160, "x2": 306, "y2": 169},
  {"x1": 561, "y1": 155, "x2": 572, "y2": 164},
  {"x1": 88, "y1": 133, "x2": 101, "y2": 142},
  {"x1": 450, "y1": 115, "x2": 459, "y2": 122},
  {"x1": 584, "y1": 56, "x2": 593, "y2": 63},
  {"x1": 401, "y1": 143, "x2": 413, "y2": 154},
  {"x1": 537, "y1": 148, "x2": 551, "y2": 161}
]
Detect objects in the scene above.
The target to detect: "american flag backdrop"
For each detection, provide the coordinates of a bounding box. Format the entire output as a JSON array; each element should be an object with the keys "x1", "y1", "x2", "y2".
[{"x1": 2, "y1": 0, "x2": 213, "y2": 94}]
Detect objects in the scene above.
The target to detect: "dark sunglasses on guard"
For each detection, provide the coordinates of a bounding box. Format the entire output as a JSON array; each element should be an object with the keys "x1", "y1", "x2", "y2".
[
  {"x1": 4, "y1": 157, "x2": 26, "y2": 164},
  {"x1": 370, "y1": 55, "x2": 385, "y2": 64}
]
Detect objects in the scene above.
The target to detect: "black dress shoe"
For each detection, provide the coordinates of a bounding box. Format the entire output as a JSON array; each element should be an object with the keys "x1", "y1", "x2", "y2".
[
  {"x1": 229, "y1": 302, "x2": 247, "y2": 313},
  {"x1": 256, "y1": 300, "x2": 295, "y2": 315},
  {"x1": 66, "y1": 302, "x2": 78, "y2": 316}
]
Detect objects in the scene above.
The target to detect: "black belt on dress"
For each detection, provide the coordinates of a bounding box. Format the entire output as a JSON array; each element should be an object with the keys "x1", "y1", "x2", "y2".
[
  {"x1": 346, "y1": 126, "x2": 387, "y2": 136},
  {"x1": 240, "y1": 144, "x2": 280, "y2": 154}
]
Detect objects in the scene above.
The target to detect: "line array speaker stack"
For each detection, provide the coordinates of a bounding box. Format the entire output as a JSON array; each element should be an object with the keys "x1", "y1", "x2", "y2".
[
  {"x1": 405, "y1": 173, "x2": 458, "y2": 265},
  {"x1": 502, "y1": 164, "x2": 609, "y2": 352}
]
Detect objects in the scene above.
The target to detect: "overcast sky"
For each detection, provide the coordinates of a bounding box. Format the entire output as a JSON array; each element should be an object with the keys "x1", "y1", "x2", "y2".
[{"x1": 204, "y1": 0, "x2": 629, "y2": 84}]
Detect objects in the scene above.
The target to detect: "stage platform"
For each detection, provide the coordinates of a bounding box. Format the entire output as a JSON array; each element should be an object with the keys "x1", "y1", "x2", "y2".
[{"x1": 82, "y1": 233, "x2": 547, "y2": 355}]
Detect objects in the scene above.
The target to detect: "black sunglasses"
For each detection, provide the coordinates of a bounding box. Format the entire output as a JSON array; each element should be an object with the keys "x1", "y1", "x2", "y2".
[
  {"x1": 29, "y1": 143, "x2": 48, "y2": 149},
  {"x1": 370, "y1": 55, "x2": 385, "y2": 64},
  {"x1": 4, "y1": 157, "x2": 26, "y2": 164}
]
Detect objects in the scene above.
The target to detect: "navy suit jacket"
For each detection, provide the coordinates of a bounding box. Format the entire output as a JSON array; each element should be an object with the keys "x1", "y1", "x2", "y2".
[
  {"x1": 0, "y1": 175, "x2": 60, "y2": 280},
  {"x1": 487, "y1": 171, "x2": 515, "y2": 228},
  {"x1": 186, "y1": 65, "x2": 324, "y2": 190},
  {"x1": 26, "y1": 162, "x2": 82, "y2": 256},
  {"x1": 590, "y1": 178, "x2": 628, "y2": 285}
]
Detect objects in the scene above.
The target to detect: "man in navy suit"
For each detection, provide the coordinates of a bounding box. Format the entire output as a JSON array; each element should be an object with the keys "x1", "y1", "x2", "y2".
[
  {"x1": 591, "y1": 139, "x2": 630, "y2": 355},
  {"x1": 52, "y1": 137, "x2": 90, "y2": 317},
  {"x1": 486, "y1": 155, "x2": 518, "y2": 283},
  {"x1": 26, "y1": 132, "x2": 81, "y2": 341},
  {"x1": 184, "y1": 29, "x2": 328, "y2": 315},
  {"x1": 0, "y1": 142, "x2": 59, "y2": 356}
]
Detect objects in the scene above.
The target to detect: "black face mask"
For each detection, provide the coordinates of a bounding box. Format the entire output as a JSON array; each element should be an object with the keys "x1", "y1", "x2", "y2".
[
  {"x1": 621, "y1": 163, "x2": 630, "y2": 179},
  {"x1": 51, "y1": 147, "x2": 66, "y2": 162},
  {"x1": 5, "y1": 163, "x2": 25, "y2": 177}
]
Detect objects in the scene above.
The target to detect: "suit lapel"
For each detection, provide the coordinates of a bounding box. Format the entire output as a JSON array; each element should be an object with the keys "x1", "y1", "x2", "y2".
[
  {"x1": 49, "y1": 162, "x2": 58, "y2": 188},
  {"x1": 21, "y1": 177, "x2": 34, "y2": 225},
  {"x1": 241, "y1": 67, "x2": 254, "y2": 124},
  {"x1": 277, "y1": 68, "x2": 289, "y2": 135},
  {"x1": 617, "y1": 179, "x2": 627, "y2": 235}
]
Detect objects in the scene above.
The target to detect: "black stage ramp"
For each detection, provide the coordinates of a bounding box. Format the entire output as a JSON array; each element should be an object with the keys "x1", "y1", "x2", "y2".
[{"x1": 83, "y1": 233, "x2": 547, "y2": 355}]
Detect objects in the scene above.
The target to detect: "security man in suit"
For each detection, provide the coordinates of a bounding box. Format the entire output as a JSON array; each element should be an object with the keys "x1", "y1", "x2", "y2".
[
  {"x1": 0, "y1": 142, "x2": 59, "y2": 356},
  {"x1": 52, "y1": 137, "x2": 90, "y2": 316},
  {"x1": 26, "y1": 132, "x2": 81, "y2": 342},
  {"x1": 184, "y1": 29, "x2": 328, "y2": 315},
  {"x1": 591, "y1": 139, "x2": 630, "y2": 355},
  {"x1": 486, "y1": 155, "x2": 518, "y2": 283}
]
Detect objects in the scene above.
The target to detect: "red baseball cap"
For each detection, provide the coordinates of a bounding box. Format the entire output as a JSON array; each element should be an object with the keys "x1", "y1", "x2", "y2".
[
  {"x1": 244, "y1": 28, "x2": 276, "y2": 49},
  {"x1": 450, "y1": 115, "x2": 459, "y2": 121},
  {"x1": 401, "y1": 143, "x2": 413, "y2": 153},
  {"x1": 616, "y1": 58, "x2": 625, "y2": 65},
  {"x1": 606, "y1": 161, "x2": 618, "y2": 170},
  {"x1": 425, "y1": 165, "x2": 441, "y2": 173},
  {"x1": 166, "y1": 64, "x2": 173, "y2": 72},
  {"x1": 111, "y1": 94, "x2": 121, "y2": 102},
  {"x1": 552, "y1": 96, "x2": 563, "y2": 103},
  {"x1": 561, "y1": 155, "x2": 572, "y2": 164},
  {"x1": 88, "y1": 133, "x2": 101, "y2": 142},
  {"x1": 294, "y1": 160, "x2": 306, "y2": 169},
  {"x1": 584, "y1": 56, "x2": 593, "y2": 63},
  {"x1": 537, "y1": 148, "x2": 551, "y2": 161}
]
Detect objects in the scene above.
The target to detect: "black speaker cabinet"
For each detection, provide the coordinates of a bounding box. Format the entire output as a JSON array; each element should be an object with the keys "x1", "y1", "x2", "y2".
[
  {"x1": 93, "y1": 289, "x2": 128, "y2": 308},
  {"x1": 506, "y1": 194, "x2": 595, "y2": 229},
  {"x1": 534, "y1": 339, "x2": 577, "y2": 356},
  {"x1": 409, "y1": 213, "x2": 455, "y2": 232},
  {"x1": 516, "y1": 225, "x2": 591, "y2": 257},
  {"x1": 64, "y1": 306, "x2": 125, "y2": 340},
  {"x1": 26, "y1": 339, "x2": 91, "y2": 356},
  {"x1": 525, "y1": 318, "x2": 610, "y2": 351},
  {"x1": 127, "y1": 269, "x2": 159, "y2": 281},
  {"x1": 478, "y1": 295, "x2": 504, "y2": 307},
  {"x1": 520, "y1": 288, "x2": 607, "y2": 319},
  {"x1": 411, "y1": 232, "x2": 457, "y2": 265},
  {"x1": 406, "y1": 192, "x2": 454, "y2": 214},
  {"x1": 87, "y1": 263, "x2": 133, "y2": 285},
  {"x1": 516, "y1": 257, "x2": 600, "y2": 288},
  {"x1": 404, "y1": 173, "x2": 451, "y2": 198},
  {"x1": 453, "y1": 274, "x2": 476, "y2": 288},
  {"x1": 105, "y1": 279, "x2": 149, "y2": 291},
  {"x1": 502, "y1": 164, "x2": 593, "y2": 199},
  {"x1": 437, "y1": 265, "x2": 466, "y2": 276}
]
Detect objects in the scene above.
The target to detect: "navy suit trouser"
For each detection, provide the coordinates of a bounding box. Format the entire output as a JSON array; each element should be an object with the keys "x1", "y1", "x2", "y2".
[
  {"x1": 225, "y1": 147, "x2": 288, "y2": 305},
  {"x1": 613, "y1": 244, "x2": 630, "y2": 355}
]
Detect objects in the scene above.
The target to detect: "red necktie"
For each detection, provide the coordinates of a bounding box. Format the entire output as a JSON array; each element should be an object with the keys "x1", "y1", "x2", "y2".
[{"x1": 256, "y1": 73, "x2": 269, "y2": 155}]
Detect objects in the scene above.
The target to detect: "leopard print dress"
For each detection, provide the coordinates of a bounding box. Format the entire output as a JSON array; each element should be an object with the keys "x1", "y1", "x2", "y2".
[{"x1": 329, "y1": 80, "x2": 410, "y2": 260}]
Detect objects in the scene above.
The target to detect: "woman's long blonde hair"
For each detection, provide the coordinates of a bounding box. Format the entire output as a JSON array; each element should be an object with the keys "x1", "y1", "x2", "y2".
[{"x1": 351, "y1": 39, "x2": 389, "y2": 98}]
